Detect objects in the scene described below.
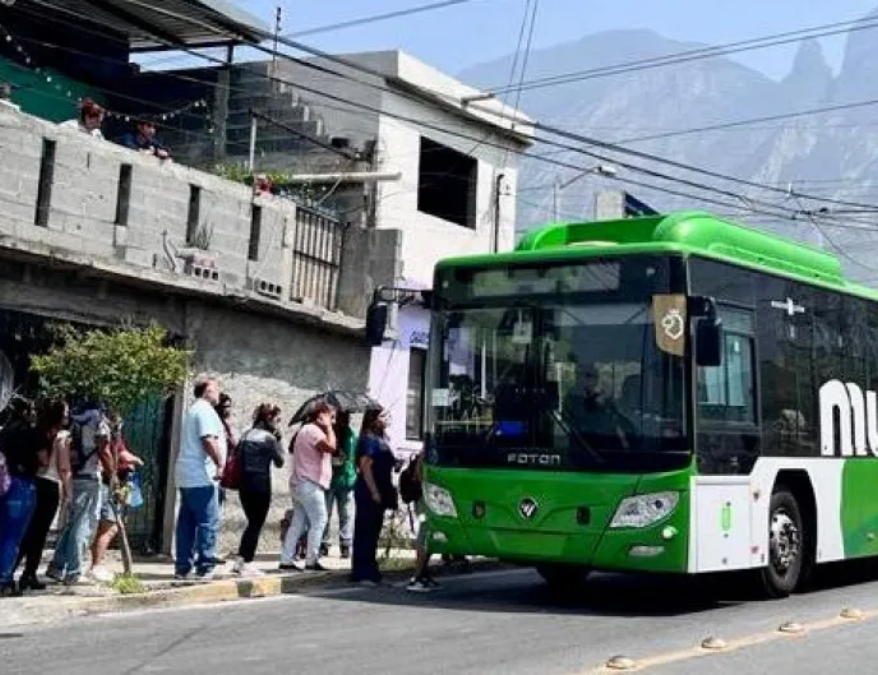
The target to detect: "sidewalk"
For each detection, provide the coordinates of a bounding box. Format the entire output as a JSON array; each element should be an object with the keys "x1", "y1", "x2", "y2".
[{"x1": 0, "y1": 548, "x2": 497, "y2": 630}]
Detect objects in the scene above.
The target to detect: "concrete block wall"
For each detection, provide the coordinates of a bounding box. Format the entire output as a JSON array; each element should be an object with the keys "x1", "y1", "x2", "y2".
[
  {"x1": 0, "y1": 257, "x2": 370, "y2": 556},
  {"x1": 179, "y1": 301, "x2": 371, "y2": 554},
  {"x1": 0, "y1": 106, "x2": 310, "y2": 311}
]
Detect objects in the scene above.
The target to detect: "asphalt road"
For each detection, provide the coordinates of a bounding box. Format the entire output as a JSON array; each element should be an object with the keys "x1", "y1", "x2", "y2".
[{"x1": 4, "y1": 564, "x2": 878, "y2": 675}]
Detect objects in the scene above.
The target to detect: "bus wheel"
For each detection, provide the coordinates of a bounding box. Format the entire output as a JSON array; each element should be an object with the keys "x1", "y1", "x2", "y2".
[
  {"x1": 536, "y1": 564, "x2": 590, "y2": 590},
  {"x1": 760, "y1": 488, "x2": 805, "y2": 598}
]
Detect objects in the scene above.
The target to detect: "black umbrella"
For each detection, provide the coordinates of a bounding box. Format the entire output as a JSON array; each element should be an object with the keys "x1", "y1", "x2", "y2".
[{"x1": 288, "y1": 390, "x2": 382, "y2": 426}]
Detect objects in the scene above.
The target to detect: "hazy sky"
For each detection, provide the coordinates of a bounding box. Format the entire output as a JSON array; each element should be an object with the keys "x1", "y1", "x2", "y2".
[{"x1": 177, "y1": 0, "x2": 878, "y2": 79}]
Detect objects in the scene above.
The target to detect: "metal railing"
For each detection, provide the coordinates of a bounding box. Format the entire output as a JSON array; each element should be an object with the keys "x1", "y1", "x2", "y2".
[{"x1": 290, "y1": 203, "x2": 344, "y2": 311}]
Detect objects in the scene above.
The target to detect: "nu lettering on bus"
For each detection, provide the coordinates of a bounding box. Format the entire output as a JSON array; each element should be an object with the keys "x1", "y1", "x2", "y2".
[{"x1": 819, "y1": 379, "x2": 878, "y2": 457}]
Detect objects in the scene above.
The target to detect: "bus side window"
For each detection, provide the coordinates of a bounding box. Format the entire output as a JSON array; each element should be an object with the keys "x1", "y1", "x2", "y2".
[{"x1": 697, "y1": 310, "x2": 757, "y2": 424}]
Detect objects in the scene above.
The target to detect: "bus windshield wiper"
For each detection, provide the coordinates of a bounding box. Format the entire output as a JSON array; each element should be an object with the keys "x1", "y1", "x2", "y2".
[{"x1": 547, "y1": 406, "x2": 604, "y2": 465}]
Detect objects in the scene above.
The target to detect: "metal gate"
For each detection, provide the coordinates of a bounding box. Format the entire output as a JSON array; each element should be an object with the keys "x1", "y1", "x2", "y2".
[{"x1": 121, "y1": 395, "x2": 174, "y2": 554}]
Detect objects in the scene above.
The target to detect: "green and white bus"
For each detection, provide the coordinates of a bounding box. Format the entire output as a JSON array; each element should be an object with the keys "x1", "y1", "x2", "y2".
[{"x1": 417, "y1": 211, "x2": 878, "y2": 597}]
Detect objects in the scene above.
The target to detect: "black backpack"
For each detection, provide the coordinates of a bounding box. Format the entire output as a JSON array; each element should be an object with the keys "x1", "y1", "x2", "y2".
[{"x1": 399, "y1": 456, "x2": 423, "y2": 505}]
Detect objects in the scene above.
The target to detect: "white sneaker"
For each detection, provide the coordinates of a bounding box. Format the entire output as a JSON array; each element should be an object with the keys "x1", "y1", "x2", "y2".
[
  {"x1": 238, "y1": 563, "x2": 265, "y2": 578},
  {"x1": 406, "y1": 579, "x2": 433, "y2": 593},
  {"x1": 89, "y1": 566, "x2": 115, "y2": 583},
  {"x1": 230, "y1": 557, "x2": 245, "y2": 575}
]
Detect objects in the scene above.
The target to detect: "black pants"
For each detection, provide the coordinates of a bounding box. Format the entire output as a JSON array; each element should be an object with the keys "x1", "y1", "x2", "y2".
[
  {"x1": 238, "y1": 481, "x2": 271, "y2": 563},
  {"x1": 352, "y1": 484, "x2": 385, "y2": 582},
  {"x1": 17, "y1": 477, "x2": 60, "y2": 577}
]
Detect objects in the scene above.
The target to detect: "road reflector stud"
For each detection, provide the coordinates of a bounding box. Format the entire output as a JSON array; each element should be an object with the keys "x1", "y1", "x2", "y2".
[
  {"x1": 605, "y1": 655, "x2": 637, "y2": 670},
  {"x1": 840, "y1": 608, "x2": 865, "y2": 620},
  {"x1": 778, "y1": 622, "x2": 804, "y2": 634},
  {"x1": 701, "y1": 637, "x2": 727, "y2": 650}
]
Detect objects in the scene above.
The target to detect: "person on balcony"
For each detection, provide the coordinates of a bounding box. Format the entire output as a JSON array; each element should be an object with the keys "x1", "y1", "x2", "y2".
[
  {"x1": 118, "y1": 118, "x2": 171, "y2": 160},
  {"x1": 60, "y1": 98, "x2": 105, "y2": 139}
]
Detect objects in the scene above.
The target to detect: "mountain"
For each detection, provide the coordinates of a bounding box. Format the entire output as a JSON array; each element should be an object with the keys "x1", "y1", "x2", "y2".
[{"x1": 459, "y1": 13, "x2": 878, "y2": 284}]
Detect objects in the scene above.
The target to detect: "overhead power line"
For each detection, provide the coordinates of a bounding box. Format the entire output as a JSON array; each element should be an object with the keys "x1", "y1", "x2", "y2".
[
  {"x1": 47, "y1": 0, "x2": 878, "y2": 223},
  {"x1": 240, "y1": 15, "x2": 878, "y2": 214},
  {"x1": 535, "y1": 121, "x2": 878, "y2": 212},
  {"x1": 614, "y1": 96, "x2": 878, "y2": 145},
  {"x1": 286, "y1": 0, "x2": 479, "y2": 38},
  {"x1": 486, "y1": 15, "x2": 878, "y2": 96}
]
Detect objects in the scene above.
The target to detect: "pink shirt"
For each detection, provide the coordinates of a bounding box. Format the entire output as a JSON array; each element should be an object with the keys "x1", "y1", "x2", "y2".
[{"x1": 292, "y1": 423, "x2": 332, "y2": 490}]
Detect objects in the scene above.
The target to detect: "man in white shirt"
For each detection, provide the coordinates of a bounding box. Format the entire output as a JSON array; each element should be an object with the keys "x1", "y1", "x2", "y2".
[{"x1": 174, "y1": 376, "x2": 225, "y2": 579}]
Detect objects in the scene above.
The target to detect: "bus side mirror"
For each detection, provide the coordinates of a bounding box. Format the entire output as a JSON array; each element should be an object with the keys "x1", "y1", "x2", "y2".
[
  {"x1": 695, "y1": 317, "x2": 723, "y2": 367},
  {"x1": 365, "y1": 302, "x2": 388, "y2": 347}
]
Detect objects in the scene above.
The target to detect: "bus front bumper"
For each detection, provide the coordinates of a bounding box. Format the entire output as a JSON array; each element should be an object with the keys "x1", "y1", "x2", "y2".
[{"x1": 423, "y1": 503, "x2": 690, "y2": 574}]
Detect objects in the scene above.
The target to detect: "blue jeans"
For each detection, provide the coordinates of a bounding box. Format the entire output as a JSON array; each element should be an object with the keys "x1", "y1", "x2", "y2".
[
  {"x1": 0, "y1": 476, "x2": 37, "y2": 583},
  {"x1": 323, "y1": 485, "x2": 354, "y2": 547},
  {"x1": 175, "y1": 485, "x2": 220, "y2": 576},
  {"x1": 49, "y1": 476, "x2": 101, "y2": 581},
  {"x1": 280, "y1": 480, "x2": 328, "y2": 566}
]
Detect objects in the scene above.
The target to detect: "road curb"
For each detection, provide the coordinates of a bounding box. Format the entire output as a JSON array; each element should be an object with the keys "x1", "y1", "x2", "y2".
[{"x1": 0, "y1": 559, "x2": 508, "y2": 629}]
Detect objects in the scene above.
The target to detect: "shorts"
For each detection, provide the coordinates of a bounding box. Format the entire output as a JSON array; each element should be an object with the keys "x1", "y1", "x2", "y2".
[
  {"x1": 99, "y1": 483, "x2": 121, "y2": 523},
  {"x1": 415, "y1": 502, "x2": 430, "y2": 550}
]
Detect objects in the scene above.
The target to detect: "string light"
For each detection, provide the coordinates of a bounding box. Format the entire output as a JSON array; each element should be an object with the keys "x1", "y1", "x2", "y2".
[{"x1": 0, "y1": 23, "x2": 213, "y2": 128}]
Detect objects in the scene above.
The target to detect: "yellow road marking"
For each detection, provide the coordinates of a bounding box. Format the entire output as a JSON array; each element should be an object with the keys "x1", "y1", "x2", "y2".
[{"x1": 582, "y1": 607, "x2": 877, "y2": 673}]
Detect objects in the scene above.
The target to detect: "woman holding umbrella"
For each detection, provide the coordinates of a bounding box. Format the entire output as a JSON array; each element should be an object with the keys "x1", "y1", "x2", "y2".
[{"x1": 279, "y1": 401, "x2": 337, "y2": 571}]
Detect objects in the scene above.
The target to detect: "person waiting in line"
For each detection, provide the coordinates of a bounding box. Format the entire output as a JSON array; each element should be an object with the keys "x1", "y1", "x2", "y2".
[
  {"x1": 15, "y1": 399, "x2": 72, "y2": 592},
  {"x1": 321, "y1": 411, "x2": 357, "y2": 559},
  {"x1": 1, "y1": 399, "x2": 69, "y2": 596},
  {"x1": 118, "y1": 117, "x2": 171, "y2": 160},
  {"x1": 405, "y1": 449, "x2": 440, "y2": 593},
  {"x1": 214, "y1": 393, "x2": 236, "y2": 537},
  {"x1": 88, "y1": 414, "x2": 143, "y2": 583},
  {"x1": 46, "y1": 403, "x2": 112, "y2": 586},
  {"x1": 0, "y1": 404, "x2": 39, "y2": 596},
  {"x1": 351, "y1": 407, "x2": 398, "y2": 586},
  {"x1": 232, "y1": 403, "x2": 285, "y2": 577},
  {"x1": 279, "y1": 401, "x2": 337, "y2": 572},
  {"x1": 173, "y1": 377, "x2": 225, "y2": 580}
]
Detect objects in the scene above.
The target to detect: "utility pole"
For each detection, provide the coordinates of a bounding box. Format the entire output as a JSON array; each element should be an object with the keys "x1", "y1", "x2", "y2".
[
  {"x1": 247, "y1": 110, "x2": 257, "y2": 172},
  {"x1": 493, "y1": 172, "x2": 505, "y2": 252},
  {"x1": 272, "y1": 7, "x2": 282, "y2": 68},
  {"x1": 554, "y1": 164, "x2": 618, "y2": 221},
  {"x1": 212, "y1": 43, "x2": 235, "y2": 163},
  {"x1": 553, "y1": 176, "x2": 561, "y2": 221}
]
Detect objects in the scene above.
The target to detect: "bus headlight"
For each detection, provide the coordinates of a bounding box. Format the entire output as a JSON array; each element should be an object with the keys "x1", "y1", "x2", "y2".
[
  {"x1": 610, "y1": 492, "x2": 679, "y2": 529},
  {"x1": 424, "y1": 482, "x2": 458, "y2": 518}
]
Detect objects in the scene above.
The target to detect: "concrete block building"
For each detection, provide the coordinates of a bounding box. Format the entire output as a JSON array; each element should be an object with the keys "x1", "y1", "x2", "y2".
[{"x1": 0, "y1": 105, "x2": 376, "y2": 554}]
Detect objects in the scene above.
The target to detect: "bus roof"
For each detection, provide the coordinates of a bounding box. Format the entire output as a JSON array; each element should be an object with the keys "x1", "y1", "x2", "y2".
[{"x1": 437, "y1": 211, "x2": 878, "y2": 301}]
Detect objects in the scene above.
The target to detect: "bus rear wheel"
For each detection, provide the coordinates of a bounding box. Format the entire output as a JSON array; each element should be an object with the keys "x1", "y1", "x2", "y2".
[
  {"x1": 760, "y1": 487, "x2": 806, "y2": 599},
  {"x1": 536, "y1": 564, "x2": 591, "y2": 590}
]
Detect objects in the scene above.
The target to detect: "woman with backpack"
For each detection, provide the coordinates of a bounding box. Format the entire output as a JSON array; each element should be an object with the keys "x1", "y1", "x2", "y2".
[
  {"x1": 350, "y1": 407, "x2": 398, "y2": 586},
  {"x1": 231, "y1": 403, "x2": 285, "y2": 577}
]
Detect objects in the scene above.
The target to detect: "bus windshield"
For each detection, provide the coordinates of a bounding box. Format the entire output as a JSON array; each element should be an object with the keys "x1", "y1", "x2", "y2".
[{"x1": 426, "y1": 256, "x2": 689, "y2": 473}]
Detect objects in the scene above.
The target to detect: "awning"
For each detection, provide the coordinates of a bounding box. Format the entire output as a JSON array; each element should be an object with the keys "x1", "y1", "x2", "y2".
[{"x1": 19, "y1": 0, "x2": 269, "y2": 51}]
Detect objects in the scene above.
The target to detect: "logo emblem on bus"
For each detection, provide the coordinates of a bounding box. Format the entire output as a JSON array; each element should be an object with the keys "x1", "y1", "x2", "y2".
[
  {"x1": 661, "y1": 309, "x2": 685, "y2": 341},
  {"x1": 770, "y1": 297, "x2": 805, "y2": 317},
  {"x1": 519, "y1": 498, "x2": 539, "y2": 520}
]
